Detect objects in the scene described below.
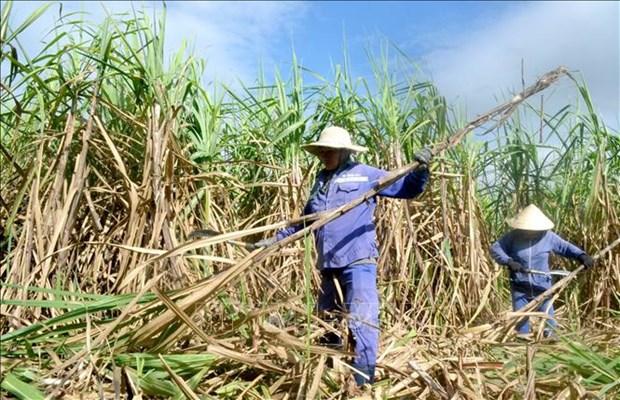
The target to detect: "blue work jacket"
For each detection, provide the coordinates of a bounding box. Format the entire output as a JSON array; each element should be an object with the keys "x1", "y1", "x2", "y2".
[
  {"x1": 490, "y1": 230, "x2": 585, "y2": 288},
  {"x1": 276, "y1": 160, "x2": 429, "y2": 269}
]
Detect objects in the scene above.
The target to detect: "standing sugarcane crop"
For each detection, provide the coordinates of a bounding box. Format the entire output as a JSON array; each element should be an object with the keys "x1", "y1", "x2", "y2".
[
  {"x1": 490, "y1": 205, "x2": 595, "y2": 340},
  {"x1": 249, "y1": 126, "x2": 431, "y2": 387}
]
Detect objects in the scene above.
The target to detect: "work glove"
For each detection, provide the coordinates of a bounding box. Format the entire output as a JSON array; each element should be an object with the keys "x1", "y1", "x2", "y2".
[
  {"x1": 414, "y1": 147, "x2": 433, "y2": 166},
  {"x1": 577, "y1": 253, "x2": 594, "y2": 269},
  {"x1": 245, "y1": 237, "x2": 277, "y2": 251},
  {"x1": 506, "y1": 259, "x2": 527, "y2": 274}
]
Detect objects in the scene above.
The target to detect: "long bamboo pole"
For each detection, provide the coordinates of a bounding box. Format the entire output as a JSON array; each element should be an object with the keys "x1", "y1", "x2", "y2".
[
  {"x1": 130, "y1": 66, "x2": 570, "y2": 344},
  {"x1": 134, "y1": 66, "x2": 570, "y2": 270},
  {"x1": 210, "y1": 66, "x2": 570, "y2": 262}
]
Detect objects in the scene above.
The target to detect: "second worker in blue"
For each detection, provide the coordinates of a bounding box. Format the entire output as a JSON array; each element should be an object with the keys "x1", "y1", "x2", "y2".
[{"x1": 490, "y1": 204, "x2": 594, "y2": 339}]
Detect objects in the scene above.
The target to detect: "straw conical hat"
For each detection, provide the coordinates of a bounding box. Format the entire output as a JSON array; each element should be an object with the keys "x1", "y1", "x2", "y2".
[
  {"x1": 507, "y1": 204, "x2": 554, "y2": 230},
  {"x1": 302, "y1": 126, "x2": 368, "y2": 155}
]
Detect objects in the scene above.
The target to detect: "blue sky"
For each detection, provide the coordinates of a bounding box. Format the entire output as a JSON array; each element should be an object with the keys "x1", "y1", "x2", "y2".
[{"x1": 5, "y1": 1, "x2": 620, "y2": 129}]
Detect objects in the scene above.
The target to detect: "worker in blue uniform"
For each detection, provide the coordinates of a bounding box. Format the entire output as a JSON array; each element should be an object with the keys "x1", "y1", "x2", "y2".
[
  {"x1": 253, "y1": 126, "x2": 431, "y2": 386},
  {"x1": 490, "y1": 204, "x2": 594, "y2": 338}
]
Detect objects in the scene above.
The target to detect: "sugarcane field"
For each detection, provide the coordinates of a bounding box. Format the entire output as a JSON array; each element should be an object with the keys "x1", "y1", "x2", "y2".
[{"x1": 1, "y1": 1, "x2": 619, "y2": 399}]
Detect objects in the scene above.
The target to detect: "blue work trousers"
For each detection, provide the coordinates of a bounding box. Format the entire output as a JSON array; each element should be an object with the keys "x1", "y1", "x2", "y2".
[
  {"x1": 511, "y1": 282, "x2": 556, "y2": 334},
  {"x1": 318, "y1": 264, "x2": 379, "y2": 386}
]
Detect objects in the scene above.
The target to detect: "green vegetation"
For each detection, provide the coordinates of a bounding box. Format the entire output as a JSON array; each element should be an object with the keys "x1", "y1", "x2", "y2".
[{"x1": 1, "y1": 2, "x2": 618, "y2": 398}]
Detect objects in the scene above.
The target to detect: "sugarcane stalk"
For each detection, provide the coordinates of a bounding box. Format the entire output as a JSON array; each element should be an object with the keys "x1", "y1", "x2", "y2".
[
  {"x1": 255, "y1": 67, "x2": 570, "y2": 256},
  {"x1": 130, "y1": 67, "x2": 572, "y2": 344},
  {"x1": 193, "y1": 67, "x2": 571, "y2": 250},
  {"x1": 135, "y1": 66, "x2": 571, "y2": 277},
  {"x1": 189, "y1": 228, "x2": 253, "y2": 249},
  {"x1": 188, "y1": 67, "x2": 570, "y2": 241}
]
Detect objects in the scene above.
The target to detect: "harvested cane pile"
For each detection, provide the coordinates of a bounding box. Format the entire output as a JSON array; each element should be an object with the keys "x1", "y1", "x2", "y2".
[{"x1": 1, "y1": 6, "x2": 619, "y2": 399}]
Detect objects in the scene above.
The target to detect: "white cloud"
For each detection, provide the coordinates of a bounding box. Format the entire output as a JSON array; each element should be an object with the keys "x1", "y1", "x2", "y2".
[
  {"x1": 165, "y1": 2, "x2": 307, "y2": 86},
  {"x1": 7, "y1": 1, "x2": 615, "y2": 129},
  {"x1": 5, "y1": 1, "x2": 307, "y2": 87},
  {"x1": 422, "y1": 1, "x2": 619, "y2": 130}
]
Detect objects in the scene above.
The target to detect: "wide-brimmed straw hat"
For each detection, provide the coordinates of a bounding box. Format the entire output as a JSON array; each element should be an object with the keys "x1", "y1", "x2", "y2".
[
  {"x1": 302, "y1": 126, "x2": 368, "y2": 156},
  {"x1": 507, "y1": 204, "x2": 554, "y2": 231}
]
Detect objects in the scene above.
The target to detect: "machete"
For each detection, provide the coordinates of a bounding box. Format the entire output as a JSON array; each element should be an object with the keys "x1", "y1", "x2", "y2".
[{"x1": 524, "y1": 268, "x2": 571, "y2": 278}]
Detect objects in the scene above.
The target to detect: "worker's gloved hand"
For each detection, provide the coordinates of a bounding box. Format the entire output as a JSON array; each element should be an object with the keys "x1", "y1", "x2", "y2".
[
  {"x1": 245, "y1": 237, "x2": 277, "y2": 251},
  {"x1": 507, "y1": 259, "x2": 527, "y2": 273},
  {"x1": 578, "y1": 253, "x2": 594, "y2": 269},
  {"x1": 414, "y1": 147, "x2": 433, "y2": 166}
]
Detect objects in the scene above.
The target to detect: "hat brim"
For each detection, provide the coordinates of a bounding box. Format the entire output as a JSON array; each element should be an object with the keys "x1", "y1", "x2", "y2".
[
  {"x1": 302, "y1": 142, "x2": 368, "y2": 156},
  {"x1": 507, "y1": 217, "x2": 554, "y2": 231}
]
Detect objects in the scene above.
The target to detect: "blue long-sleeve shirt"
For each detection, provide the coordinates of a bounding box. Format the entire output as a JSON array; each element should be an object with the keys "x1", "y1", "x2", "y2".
[
  {"x1": 276, "y1": 160, "x2": 429, "y2": 269},
  {"x1": 490, "y1": 230, "x2": 585, "y2": 288}
]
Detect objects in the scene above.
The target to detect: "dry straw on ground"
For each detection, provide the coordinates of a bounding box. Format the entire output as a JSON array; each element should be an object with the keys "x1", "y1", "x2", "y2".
[{"x1": 1, "y1": 5, "x2": 619, "y2": 399}]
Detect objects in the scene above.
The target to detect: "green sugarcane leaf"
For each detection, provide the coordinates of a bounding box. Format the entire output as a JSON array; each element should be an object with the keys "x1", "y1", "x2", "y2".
[{"x1": 0, "y1": 373, "x2": 46, "y2": 400}]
